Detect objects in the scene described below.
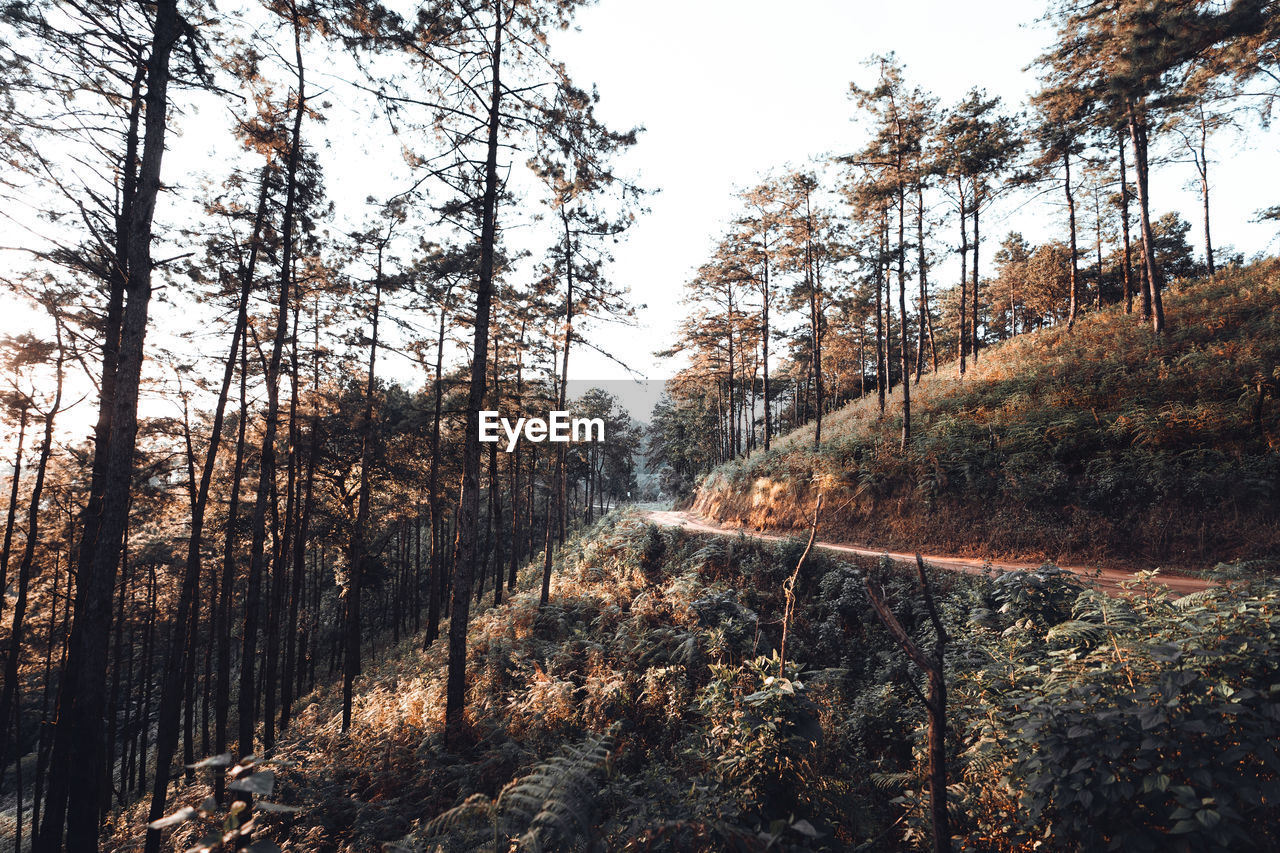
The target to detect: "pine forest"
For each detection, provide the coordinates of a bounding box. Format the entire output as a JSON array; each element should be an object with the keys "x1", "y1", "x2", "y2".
[{"x1": 1, "y1": 1, "x2": 1280, "y2": 851}]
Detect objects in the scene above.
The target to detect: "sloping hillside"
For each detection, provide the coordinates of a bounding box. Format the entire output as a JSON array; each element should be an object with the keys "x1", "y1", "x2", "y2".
[
  {"x1": 695, "y1": 261, "x2": 1280, "y2": 569},
  {"x1": 114, "y1": 512, "x2": 1280, "y2": 852}
]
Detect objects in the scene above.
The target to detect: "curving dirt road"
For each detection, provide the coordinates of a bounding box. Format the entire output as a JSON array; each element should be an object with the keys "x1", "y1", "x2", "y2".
[{"x1": 644, "y1": 509, "x2": 1215, "y2": 596}]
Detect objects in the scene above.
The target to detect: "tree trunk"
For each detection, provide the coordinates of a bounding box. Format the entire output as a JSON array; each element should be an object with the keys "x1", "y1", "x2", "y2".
[
  {"x1": 490, "y1": 327, "x2": 503, "y2": 608},
  {"x1": 263, "y1": 291, "x2": 303, "y2": 752},
  {"x1": 507, "y1": 317, "x2": 527, "y2": 592},
  {"x1": 1127, "y1": 102, "x2": 1165, "y2": 333},
  {"x1": 0, "y1": 407, "x2": 27, "y2": 617},
  {"x1": 915, "y1": 185, "x2": 929, "y2": 383},
  {"x1": 957, "y1": 181, "x2": 968, "y2": 378},
  {"x1": 1198, "y1": 105, "x2": 1214, "y2": 276},
  {"x1": 281, "y1": 300, "x2": 320, "y2": 732},
  {"x1": 898, "y1": 185, "x2": 910, "y2": 450},
  {"x1": 425, "y1": 286, "x2": 454, "y2": 646},
  {"x1": 446, "y1": 0, "x2": 503, "y2": 742},
  {"x1": 1066, "y1": 151, "x2": 1080, "y2": 332},
  {"x1": 761, "y1": 247, "x2": 772, "y2": 451},
  {"x1": 215, "y1": 295, "x2": 251, "y2": 805},
  {"x1": 239, "y1": 10, "x2": 306, "y2": 760},
  {"x1": 970, "y1": 186, "x2": 981, "y2": 362},
  {"x1": 344, "y1": 247, "x2": 382, "y2": 732},
  {"x1": 542, "y1": 213, "x2": 575, "y2": 607},
  {"x1": 1094, "y1": 186, "x2": 1104, "y2": 310},
  {"x1": 876, "y1": 208, "x2": 887, "y2": 412},
  {"x1": 805, "y1": 188, "x2": 824, "y2": 448},
  {"x1": 38, "y1": 4, "x2": 180, "y2": 848},
  {"x1": 1118, "y1": 133, "x2": 1133, "y2": 313}
]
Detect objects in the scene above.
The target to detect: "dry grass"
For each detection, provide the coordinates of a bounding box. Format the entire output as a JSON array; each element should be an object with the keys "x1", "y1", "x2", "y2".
[{"x1": 697, "y1": 261, "x2": 1280, "y2": 570}]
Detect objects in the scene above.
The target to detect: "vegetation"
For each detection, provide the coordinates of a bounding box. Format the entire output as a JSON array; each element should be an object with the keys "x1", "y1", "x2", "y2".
[
  {"x1": 1, "y1": 0, "x2": 1278, "y2": 850},
  {"x1": 696, "y1": 261, "x2": 1280, "y2": 567},
  {"x1": 98, "y1": 513, "x2": 1280, "y2": 851}
]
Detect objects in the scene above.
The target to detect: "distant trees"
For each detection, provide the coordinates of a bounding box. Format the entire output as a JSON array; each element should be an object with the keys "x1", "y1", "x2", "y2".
[
  {"x1": 848, "y1": 56, "x2": 935, "y2": 447},
  {"x1": 662, "y1": 0, "x2": 1277, "y2": 492},
  {"x1": 936, "y1": 89, "x2": 1020, "y2": 361},
  {"x1": 0, "y1": 0, "x2": 644, "y2": 849},
  {"x1": 0, "y1": 0, "x2": 1276, "y2": 849}
]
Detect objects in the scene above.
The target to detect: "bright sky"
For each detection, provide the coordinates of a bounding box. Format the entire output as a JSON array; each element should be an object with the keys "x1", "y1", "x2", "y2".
[
  {"x1": 552, "y1": 0, "x2": 1280, "y2": 385},
  {"x1": 2, "y1": 0, "x2": 1278, "y2": 440}
]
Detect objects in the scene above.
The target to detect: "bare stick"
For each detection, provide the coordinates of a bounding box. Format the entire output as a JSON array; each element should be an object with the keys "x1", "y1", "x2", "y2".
[{"x1": 779, "y1": 493, "x2": 822, "y2": 677}]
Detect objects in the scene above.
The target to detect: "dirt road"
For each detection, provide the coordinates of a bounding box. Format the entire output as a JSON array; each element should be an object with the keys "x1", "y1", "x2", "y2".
[{"x1": 644, "y1": 509, "x2": 1215, "y2": 595}]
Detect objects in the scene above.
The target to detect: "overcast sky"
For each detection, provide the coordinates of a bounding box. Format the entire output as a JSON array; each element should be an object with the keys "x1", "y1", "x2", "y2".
[
  {"x1": 551, "y1": 0, "x2": 1280, "y2": 387},
  {"x1": 2, "y1": 0, "x2": 1277, "y2": 434}
]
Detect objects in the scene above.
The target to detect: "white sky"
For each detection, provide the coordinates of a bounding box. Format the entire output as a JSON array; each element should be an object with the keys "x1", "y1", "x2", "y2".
[
  {"x1": 1, "y1": 0, "x2": 1278, "y2": 439},
  {"x1": 552, "y1": 0, "x2": 1280, "y2": 384}
]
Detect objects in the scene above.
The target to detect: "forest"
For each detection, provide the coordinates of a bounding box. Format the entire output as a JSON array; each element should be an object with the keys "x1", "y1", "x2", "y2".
[{"x1": 0, "y1": 0, "x2": 1278, "y2": 851}]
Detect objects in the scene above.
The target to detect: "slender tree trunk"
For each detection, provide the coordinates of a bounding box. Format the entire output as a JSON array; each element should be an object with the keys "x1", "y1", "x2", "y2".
[
  {"x1": 135, "y1": 563, "x2": 157, "y2": 798},
  {"x1": 804, "y1": 189, "x2": 824, "y2": 448},
  {"x1": 761, "y1": 254, "x2": 772, "y2": 451},
  {"x1": 898, "y1": 186, "x2": 910, "y2": 450},
  {"x1": 38, "y1": 5, "x2": 180, "y2": 848},
  {"x1": 726, "y1": 303, "x2": 737, "y2": 456},
  {"x1": 1118, "y1": 133, "x2": 1133, "y2": 313},
  {"x1": 215, "y1": 291, "x2": 251, "y2": 805},
  {"x1": 507, "y1": 318, "x2": 527, "y2": 592},
  {"x1": 0, "y1": 408, "x2": 27, "y2": 616},
  {"x1": 876, "y1": 208, "x2": 887, "y2": 412},
  {"x1": 424, "y1": 283, "x2": 454, "y2": 646},
  {"x1": 1198, "y1": 106, "x2": 1214, "y2": 276},
  {"x1": 281, "y1": 307, "x2": 320, "y2": 732},
  {"x1": 915, "y1": 185, "x2": 929, "y2": 383},
  {"x1": 1094, "y1": 186, "x2": 1104, "y2": 310},
  {"x1": 858, "y1": 323, "x2": 866, "y2": 399},
  {"x1": 263, "y1": 290, "x2": 302, "y2": 752},
  {"x1": 542, "y1": 216, "x2": 575, "y2": 607},
  {"x1": 446, "y1": 1, "x2": 503, "y2": 742},
  {"x1": 490, "y1": 327, "x2": 503, "y2": 608},
  {"x1": 957, "y1": 182, "x2": 968, "y2": 378},
  {"x1": 1066, "y1": 151, "x2": 1080, "y2": 332},
  {"x1": 239, "y1": 11, "x2": 306, "y2": 760},
  {"x1": 1128, "y1": 102, "x2": 1165, "y2": 333},
  {"x1": 970, "y1": 187, "x2": 981, "y2": 362},
  {"x1": 344, "y1": 248, "x2": 382, "y2": 732}
]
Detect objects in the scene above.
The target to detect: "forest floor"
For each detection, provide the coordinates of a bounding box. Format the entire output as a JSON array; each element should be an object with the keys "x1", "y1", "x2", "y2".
[{"x1": 645, "y1": 508, "x2": 1215, "y2": 595}]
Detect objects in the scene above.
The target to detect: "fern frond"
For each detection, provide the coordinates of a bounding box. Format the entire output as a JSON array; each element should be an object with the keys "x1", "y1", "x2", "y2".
[
  {"x1": 421, "y1": 792, "x2": 497, "y2": 839},
  {"x1": 1046, "y1": 620, "x2": 1108, "y2": 645},
  {"x1": 870, "y1": 771, "x2": 915, "y2": 792},
  {"x1": 1172, "y1": 589, "x2": 1217, "y2": 610}
]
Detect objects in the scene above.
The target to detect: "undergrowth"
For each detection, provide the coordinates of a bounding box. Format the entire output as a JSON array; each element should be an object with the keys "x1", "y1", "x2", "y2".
[
  {"x1": 121, "y1": 510, "x2": 1280, "y2": 851},
  {"x1": 697, "y1": 261, "x2": 1280, "y2": 568}
]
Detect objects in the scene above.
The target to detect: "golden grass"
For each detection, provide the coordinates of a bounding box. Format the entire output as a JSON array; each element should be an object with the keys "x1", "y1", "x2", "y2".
[{"x1": 696, "y1": 261, "x2": 1280, "y2": 569}]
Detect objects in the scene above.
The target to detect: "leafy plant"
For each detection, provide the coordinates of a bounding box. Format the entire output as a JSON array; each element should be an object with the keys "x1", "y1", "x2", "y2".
[
  {"x1": 146, "y1": 754, "x2": 299, "y2": 852},
  {"x1": 415, "y1": 726, "x2": 618, "y2": 852},
  {"x1": 697, "y1": 653, "x2": 822, "y2": 822}
]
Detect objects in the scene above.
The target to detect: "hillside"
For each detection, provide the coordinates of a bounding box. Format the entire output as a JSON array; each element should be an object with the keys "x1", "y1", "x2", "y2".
[
  {"x1": 695, "y1": 261, "x2": 1280, "y2": 570},
  {"x1": 111, "y1": 512, "x2": 1280, "y2": 852}
]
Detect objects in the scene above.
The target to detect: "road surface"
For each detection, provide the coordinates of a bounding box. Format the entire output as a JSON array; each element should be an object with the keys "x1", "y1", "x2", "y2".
[{"x1": 644, "y1": 509, "x2": 1214, "y2": 595}]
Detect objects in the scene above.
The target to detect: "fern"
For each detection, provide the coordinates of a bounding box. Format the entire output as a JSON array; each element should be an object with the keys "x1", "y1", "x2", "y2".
[
  {"x1": 870, "y1": 770, "x2": 914, "y2": 792},
  {"x1": 418, "y1": 726, "x2": 618, "y2": 852},
  {"x1": 1047, "y1": 589, "x2": 1139, "y2": 648},
  {"x1": 1172, "y1": 588, "x2": 1218, "y2": 610}
]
